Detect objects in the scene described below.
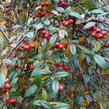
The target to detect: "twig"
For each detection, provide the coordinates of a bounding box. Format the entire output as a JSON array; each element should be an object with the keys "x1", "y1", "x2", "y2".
[{"x1": 0, "y1": 29, "x2": 9, "y2": 43}]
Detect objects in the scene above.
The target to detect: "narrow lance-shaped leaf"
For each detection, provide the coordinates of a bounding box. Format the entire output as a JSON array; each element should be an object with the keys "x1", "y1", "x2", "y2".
[
  {"x1": 54, "y1": 71, "x2": 69, "y2": 78},
  {"x1": 93, "y1": 54, "x2": 108, "y2": 69},
  {"x1": 52, "y1": 79, "x2": 59, "y2": 93}
]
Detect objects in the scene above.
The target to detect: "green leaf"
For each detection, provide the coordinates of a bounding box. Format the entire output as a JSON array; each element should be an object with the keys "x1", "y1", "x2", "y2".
[
  {"x1": 25, "y1": 32, "x2": 34, "y2": 38},
  {"x1": 39, "y1": 69, "x2": 52, "y2": 74},
  {"x1": 48, "y1": 26, "x2": 58, "y2": 33},
  {"x1": 64, "y1": 7, "x2": 71, "y2": 14},
  {"x1": 55, "y1": 103, "x2": 69, "y2": 109},
  {"x1": 44, "y1": 19, "x2": 50, "y2": 26},
  {"x1": 27, "y1": 17, "x2": 33, "y2": 25},
  {"x1": 44, "y1": 50, "x2": 53, "y2": 60},
  {"x1": 91, "y1": 9, "x2": 104, "y2": 13},
  {"x1": 59, "y1": 30, "x2": 68, "y2": 38},
  {"x1": 49, "y1": 34, "x2": 58, "y2": 46},
  {"x1": 93, "y1": 54, "x2": 108, "y2": 69},
  {"x1": 35, "y1": 73, "x2": 41, "y2": 88},
  {"x1": 35, "y1": 23, "x2": 44, "y2": 30},
  {"x1": 56, "y1": 7, "x2": 64, "y2": 13},
  {"x1": 52, "y1": 79, "x2": 59, "y2": 93},
  {"x1": 77, "y1": 45, "x2": 91, "y2": 54},
  {"x1": 54, "y1": 71, "x2": 69, "y2": 78},
  {"x1": 33, "y1": 100, "x2": 51, "y2": 109},
  {"x1": 3, "y1": 59, "x2": 14, "y2": 65},
  {"x1": 85, "y1": 95, "x2": 92, "y2": 102},
  {"x1": 31, "y1": 69, "x2": 39, "y2": 77},
  {"x1": 70, "y1": 12, "x2": 82, "y2": 19},
  {"x1": 70, "y1": 44, "x2": 76, "y2": 55},
  {"x1": 24, "y1": 85, "x2": 37, "y2": 97},
  {"x1": 84, "y1": 22, "x2": 96, "y2": 29},
  {"x1": 79, "y1": 96, "x2": 84, "y2": 105},
  {"x1": 0, "y1": 73, "x2": 6, "y2": 88},
  {"x1": 41, "y1": 89, "x2": 48, "y2": 100}
]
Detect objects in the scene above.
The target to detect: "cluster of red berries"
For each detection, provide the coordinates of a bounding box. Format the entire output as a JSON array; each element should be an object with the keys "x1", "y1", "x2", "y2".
[
  {"x1": 53, "y1": 62, "x2": 71, "y2": 71},
  {"x1": 15, "y1": 63, "x2": 34, "y2": 71},
  {"x1": 21, "y1": 43, "x2": 35, "y2": 51},
  {"x1": 59, "y1": 0, "x2": 68, "y2": 8},
  {"x1": 6, "y1": 97, "x2": 16, "y2": 104},
  {"x1": 89, "y1": 27, "x2": 107, "y2": 39},
  {"x1": 36, "y1": 10, "x2": 45, "y2": 18},
  {"x1": 54, "y1": 42, "x2": 67, "y2": 49},
  {"x1": 62, "y1": 19, "x2": 73, "y2": 27},
  {"x1": 41, "y1": 30, "x2": 53, "y2": 39},
  {"x1": 41, "y1": 1, "x2": 49, "y2": 7},
  {"x1": 2, "y1": 80, "x2": 11, "y2": 93}
]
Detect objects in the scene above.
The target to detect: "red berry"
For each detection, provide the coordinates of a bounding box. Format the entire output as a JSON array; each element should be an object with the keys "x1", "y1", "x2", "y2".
[
  {"x1": 29, "y1": 43, "x2": 35, "y2": 49},
  {"x1": 4, "y1": 83, "x2": 11, "y2": 90},
  {"x1": 106, "y1": 42, "x2": 109, "y2": 47},
  {"x1": 91, "y1": 32, "x2": 96, "y2": 37},
  {"x1": 59, "y1": 62, "x2": 64, "y2": 66},
  {"x1": 54, "y1": 42, "x2": 60, "y2": 48},
  {"x1": 41, "y1": 30, "x2": 46, "y2": 36},
  {"x1": 68, "y1": 19, "x2": 73, "y2": 24},
  {"x1": 98, "y1": 33, "x2": 103, "y2": 38},
  {"x1": 95, "y1": 28, "x2": 101, "y2": 33},
  {"x1": 58, "y1": 84, "x2": 64, "y2": 91},
  {"x1": 53, "y1": 62, "x2": 60, "y2": 67},
  {"x1": 29, "y1": 64, "x2": 34, "y2": 70},
  {"x1": 44, "y1": 34, "x2": 49, "y2": 39},
  {"x1": 19, "y1": 64, "x2": 23, "y2": 69},
  {"x1": 6, "y1": 97, "x2": 16, "y2": 104},
  {"x1": 23, "y1": 45, "x2": 30, "y2": 51},
  {"x1": 49, "y1": 33, "x2": 53, "y2": 37},
  {"x1": 56, "y1": 23, "x2": 60, "y2": 28},
  {"x1": 63, "y1": 21, "x2": 69, "y2": 27},
  {"x1": 101, "y1": 31, "x2": 107, "y2": 36},
  {"x1": 63, "y1": 65, "x2": 71, "y2": 71},
  {"x1": 59, "y1": 44, "x2": 64, "y2": 49}
]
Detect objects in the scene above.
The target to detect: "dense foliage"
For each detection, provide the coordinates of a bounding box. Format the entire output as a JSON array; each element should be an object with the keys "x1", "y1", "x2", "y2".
[{"x1": 0, "y1": 0, "x2": 109, "y2": 109}]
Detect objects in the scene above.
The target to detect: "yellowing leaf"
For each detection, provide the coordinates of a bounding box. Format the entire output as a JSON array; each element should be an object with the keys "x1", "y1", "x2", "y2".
[
  {"x1": 65, "y1": 46, "x2": 72, "y2": 59},
  {"x1": 41, "y1": 74, "x2": 49, "y2": 80},
  {"x1": 33, "y1": 40, "x2": 40, "y2": 48},
  {"x1": 1, "y1": 64, "x2": 7, "y2": 76},
  {"x1": 51, "y1": 10, "x2": 61, "y2": 16},
  {"x1": 93, "y1": 41, "x2": 101, "y2": 52}
]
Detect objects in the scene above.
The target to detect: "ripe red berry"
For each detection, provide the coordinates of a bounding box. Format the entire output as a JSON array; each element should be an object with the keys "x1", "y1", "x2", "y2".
[
  {"x1": 68, "y1": 19, "x2": 73, "y2": 24},
  {"x1": 56, "y1": 23, "x2": 60, "y2": 28},
  {"x1": 6, "y1": 97, "x2": 16, "y2": 104},
  {"x1": 49, "y1": 33, "x2": 53, "y2": 37},
  {"x1": 63, "y1": 65, "x2": 71, "y2": 71},
  {"x1": 54, "y1": 42, "x2": 60, "y2": 48},
  {"x1": 23, "y1": 45, "x2": 30, "y2": 51},
  {"x1": 98, "y1": 33, "x2": 103, "y2": 38},
  {"x1": 4, "y1": 83, "x2": 11, "y2": 90},
  {"x1": 29, "y1": 43, "x2": 35, "y2": 49},
  {"x1": 29, "y1": 64, "x2": 34, "y2": 70},
  {"x1": 101, "y1": 31, "x2": 107, "y2": 36},
  {"x1": 59, "y1": 44, "x2": 64, "y2": 49},
  {"x1": 58, "y1": 84, "x2": 64, "y2": 91},
  {"x1": 41, "y1": 30, "x2": 46, "y2": 36},
  {"x1": 95, "y1": 28, "x2": 101, "y2": 33},
  {"x1": 106, "y1": 42, "x2": 109, "y2": 47},
  {"x1": 63, "y1": 21, "x2": 69, "y2": 27},
  {"x1": 19, "y1": 64, "x2": 23, "y2": 69},
  {"x1": 53, "y1": 62, "x2": 60, "y2": 67},
  {"x1": 59, "y1": 62, "x2": 64, "y2": 66},
  {"x1": 91, "y1": 32, "x2": 96, "y2": 37}
]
